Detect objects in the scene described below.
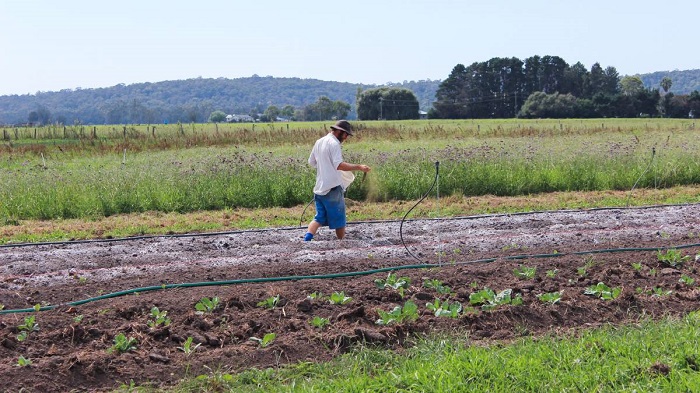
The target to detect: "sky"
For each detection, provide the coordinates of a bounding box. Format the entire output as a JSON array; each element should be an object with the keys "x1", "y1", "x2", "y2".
[{"x1": 1, "y1": 0, "x2": 698, "y2": 96}]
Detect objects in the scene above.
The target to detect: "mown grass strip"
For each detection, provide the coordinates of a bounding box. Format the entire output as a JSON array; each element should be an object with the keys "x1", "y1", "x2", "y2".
[{"x1": 166, "y1": 313, "x2": 700, "y2": 392}]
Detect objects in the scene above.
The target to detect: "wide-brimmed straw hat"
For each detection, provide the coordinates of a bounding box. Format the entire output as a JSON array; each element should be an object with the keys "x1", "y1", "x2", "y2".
[{"x1": 330, "y1": 120, "x2": 354, "y2": 136}]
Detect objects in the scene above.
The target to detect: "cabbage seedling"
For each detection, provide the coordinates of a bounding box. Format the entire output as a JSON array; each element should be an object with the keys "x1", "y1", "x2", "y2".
[
  {"x1": 657, "y1": 249, "x2": 690, "y2": 267},
  {"x1": 423, "y1": 279, "x2": 452, "y2": 295},
  {"x1": 178, "y1": 336, "x2": 201, "y2": 356},
  {"x1": 16, "y1": 315, "x2": 39, "y2": 341},
  {"x1": 250, "y1": 332, "x2": 276, "y2": 348},
  {"x1": 513, "y1": 265, "x2": 536, "y2": 280},
  {"x1": 375, "y1": 301, "x2": 419, "y2": 325},
  {"x1": 537, "y1": 291, "x2": 563, "y2": 304},
  {"x1": 469, "y1": 288, "x2": 523, "y2": 311},
  {"x1": 257, "y1": 295, "x2": 280, "y2": 309},
  {"x1": 16, "y1": 356, "x2": 32, "y2": 367},
  {"x1": 374, "y1": 272, "x2": 411, "y2": 298},
  {"x1": 310, "y1": 316, "x2": 330, "y2": 329},
  {"x1": 195, "y1": 297, "x2": 220, "y2": 314},
  {"x1": 148, "y1": 307, "x2": 171, "y2": 328},
  {"x1": 426, "y1": 298, "x2": 462, "y2": 318},
  {"x1": 584, "y1": 282, "x2": 621, "y2": 300},
  {"x1": 328, "y1": 292, "x2": 352, "y2": 305},
  {"x1": 109, "y1": 333, "x2": 138, "y2": 354}
]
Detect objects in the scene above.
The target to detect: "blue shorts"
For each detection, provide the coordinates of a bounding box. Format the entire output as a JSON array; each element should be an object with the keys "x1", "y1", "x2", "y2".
[{"x1": 313, "y1": 186, "x2": 346, "y2": 229}]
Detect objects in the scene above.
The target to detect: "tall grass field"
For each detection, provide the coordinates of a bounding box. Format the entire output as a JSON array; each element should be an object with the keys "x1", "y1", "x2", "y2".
[{"x1": 1, "y1": 119, "x2": 698, "y2": 221}]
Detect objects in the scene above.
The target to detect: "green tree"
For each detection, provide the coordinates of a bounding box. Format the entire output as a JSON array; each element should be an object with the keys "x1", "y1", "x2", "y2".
[
  {"x1": 620, "y1": 76, "x2": 645, "y2": 96},
  {"x1": 433, "y1": 64, "x2": 471, "y2": 119},
  {"x1": 517, "y1": 92, "x2": 577, "y2": 118},
  {"x1": 263, "y1": 105, "x2": 280, "y2": 122},
  {"x1": 301, "y1": 96, "x2": 350, "y2": 121},
  {"x1": 280, "y1": 105, "x2": 295, "y2": 119},
  {"x1": 208, "y1": 110, "x2": 227, "y2": 123},
  {"x1": 660, "y1": 77, "x2": 673, "y2": 93},
  {"x1": 357, "y1": 87, "x2": 419, "y2": 120},
  {"x1": 689, "y1": 90, "x2": 700, "y2": 118}
]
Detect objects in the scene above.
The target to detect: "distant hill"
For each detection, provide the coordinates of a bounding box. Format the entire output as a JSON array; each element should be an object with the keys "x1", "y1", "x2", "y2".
[
  {"x1": 1, "y1": 68, "x2": 698, "y2": 126},
  {"x1": 638, "y1": 69, "x2": 700, "y2": 94},
  {"x1": 0, "y1": 76, "x2": 441, "y2": 125}
]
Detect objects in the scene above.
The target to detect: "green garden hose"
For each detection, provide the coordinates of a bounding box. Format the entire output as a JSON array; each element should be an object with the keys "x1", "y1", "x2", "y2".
[{"x1": 2, "y1": 242, "x2": 699, "y2": 315}]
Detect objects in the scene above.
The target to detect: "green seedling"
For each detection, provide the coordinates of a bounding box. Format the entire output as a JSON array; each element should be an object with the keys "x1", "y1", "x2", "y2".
[
  {"x1": 426, "y1": 298, "x2": 462, "y2": 318},
  {"x1": 73, "y1": 315, "x2": 84, "y2": 324},
  {"x1": 374, "y1": 272, "x2": 411, "y2": 298},
  {"x1": 16, "y1": 315, "x2": 39, "y2": 341},
  {"x1": 537, "y1": 291, "x2": 563, "y2": 304},
  {"x1": 16, "y1": 356, "x2": 32, "y2": 367},
  {"x1": 649, "y1": 268, "x2": 657, "y2": 277},
  {"x1": 310, "y1": 316, "x2": 330, "y2": 329},
  {"x1": 423, "y1": 279, "x2": 452, "y2": 295},
  {"x1": 680, "y1": 275, "x2": 696, "y2": 286},
  {"x1": 469, "y1": 288, "x2": 523, "y2": 311},
  {"x1": 577, "y1": 257, "x2": 596, "y2": 277},
  {"x1": 147, "y1": 306, "x2": 171, "y2": 328},
  {"x1": 469, "y1": 281, "x2": 479, "y2": 289},
  {"x1": 502, "y1": 243, "x2": 521, "y2": 251},
  {"x1": 195, "y1": 297, "x2": 220, "y2": 314},
  {"x1": 584, "y1": 282, "x2": 621, "y2": 300},
  {"x1": 0, "y1": 304, "x2": 4, "y2": 311},
  {"x1": 33, "y1": 304, "x2": 41, "y2": 312},
  {"x1": 249, "y1": 332, "x2": 276, "y2": 348},
  {"x1": 375, "y1": 300, "x2": 419, "y2": 325},
  {"x1": 545, "y1": 269, "x2": 558, "y2": 278},
  {"x1": 307, "y1": 292, "x2": 324, "y2": 300},
  {"x1": 651, "y1": 287, "x2": 672, "y2": 297},
  {"x1": 109, "y1": 333, "x2": 138, "y2": 354},
  {"x1": 657, "y1": 248, "x2": 690, "y2": 267},
  {"x1": 631, "y1": 262, "x2": 643, "y2": 272},
  {"x1": 257, "y1": 295, "x2": 280, "y2": 309},
  {"x1": 178, "y1": 336, "x2": 201, "y2": 356},
  {"x1": 513, "y1": 265, "x2": 536, "y2": 280},
  {"x1": 328, "y1": 292, "x2": 352, "y2": 305}
]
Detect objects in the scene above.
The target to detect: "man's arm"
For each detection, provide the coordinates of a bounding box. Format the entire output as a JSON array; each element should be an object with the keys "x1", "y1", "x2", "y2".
[{"x1": 337, "y1": 162, "x2": 371, "y2": 173}]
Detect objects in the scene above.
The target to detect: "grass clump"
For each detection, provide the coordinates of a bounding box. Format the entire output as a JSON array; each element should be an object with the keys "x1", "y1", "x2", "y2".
[{"x1": 169, "y1": 313, "x2": 700, "y2": 392}]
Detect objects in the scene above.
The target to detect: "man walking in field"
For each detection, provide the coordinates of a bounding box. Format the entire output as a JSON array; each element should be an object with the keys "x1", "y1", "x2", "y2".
[{"x1": 304, "y1": 120, "x2": 371, "y2": 241}]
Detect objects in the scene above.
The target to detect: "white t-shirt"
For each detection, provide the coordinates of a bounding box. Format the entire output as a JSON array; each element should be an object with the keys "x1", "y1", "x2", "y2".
[{"x1": 308, "y1": 133, "x2": 350, "y2": 195}]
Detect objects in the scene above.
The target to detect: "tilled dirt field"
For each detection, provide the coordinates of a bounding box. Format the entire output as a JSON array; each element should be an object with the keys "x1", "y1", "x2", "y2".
[{"x1": 1, "y1": 204, "x2": 700, "y2": 392}]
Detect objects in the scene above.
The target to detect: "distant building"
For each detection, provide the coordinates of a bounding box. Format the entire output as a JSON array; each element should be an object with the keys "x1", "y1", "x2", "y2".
[
  {"x1": 226, "y1": 114, "x2": 255, "y2": 123},
  {"x1": 419, "y1": 110, "x2": 428, "y2": 119}
]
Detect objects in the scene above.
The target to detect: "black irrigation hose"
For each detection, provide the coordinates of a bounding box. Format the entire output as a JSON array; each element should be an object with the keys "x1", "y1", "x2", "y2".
[
  {"x1": 400, "y1": 161, "x2": 440, "y2": 264},
  {"x1": 299, "y1": 197, "x2": 315, "y2": 228},
  {"x1": 2, "y1": 241, "x2": 699, "y2": 315},
  {"x1": 2, "y1": 202, "x2": 699, "y2": 250}
]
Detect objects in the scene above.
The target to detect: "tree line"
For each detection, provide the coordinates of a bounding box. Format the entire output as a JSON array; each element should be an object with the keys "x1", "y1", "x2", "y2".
[{"x1": 430, "y1": 56, "x2": 700, "y2": 119}]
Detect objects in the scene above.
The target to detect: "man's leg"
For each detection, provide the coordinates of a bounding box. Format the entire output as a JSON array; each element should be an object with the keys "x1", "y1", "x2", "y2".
[
  {"x1": 307, "y1": 220, "x2": 321, "y2": 236},
  {"x1": 335, "y1": 227, "x2": 346, "y2": 240}
]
